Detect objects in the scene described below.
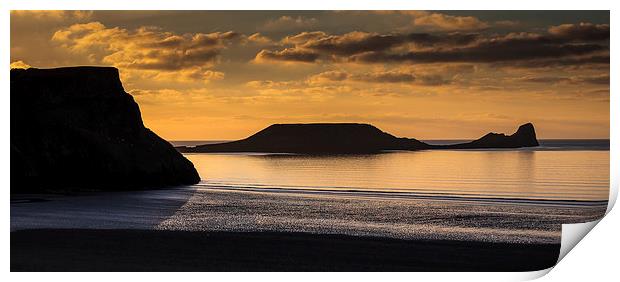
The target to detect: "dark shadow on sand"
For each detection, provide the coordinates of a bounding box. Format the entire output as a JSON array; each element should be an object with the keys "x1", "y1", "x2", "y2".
[
  {"x1": 10, "y1": 186, "x2": 197, "y2": 230},
  {"x1": 11, "y1": 229, "x2": 559, "y2": 272}
]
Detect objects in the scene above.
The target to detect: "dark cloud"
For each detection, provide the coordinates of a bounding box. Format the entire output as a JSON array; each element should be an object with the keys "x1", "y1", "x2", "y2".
[
  {"x1": 573, "y1": 75, "x2": 610, "y2": 85},
  {"x1": 516, "y1": 74, "x2": 609, "y2": 85},
  {"x1": 288, "y1": 31, "x2": 480, "y2": 56},
  {"x1": 516, "y1": 76, "x2": 572, "y2": 84},
  {"x1": 415, "y1": 74, "x2": 451, "y2": 86},
  {"x1": 309, "y1": 70, "x2": 450, "y2": 85},
  {"x1": 352, "y1": 71, "x2": 416, "y2": 83},
  {"x1": 258, "y1": 23, "x2": 609, "y2": 67},
  {"x1": 500, "y1": 55, "x2": 609, "y2": 68},
  {"x1": 405, "y1": 32, "x2": 480, "y2": 47},
  {"x1": 299, "y1": 32, "x2": 406, "y2": 55},
  {"x1": 349, "y1": 35, "x2": 607, "y2": 64},
  {"x1": 364, "y1": 44, "x2": 602, "y2": 63},
  {"x1": 259, "y1": 31, "x2": 482, "y2": 63}
]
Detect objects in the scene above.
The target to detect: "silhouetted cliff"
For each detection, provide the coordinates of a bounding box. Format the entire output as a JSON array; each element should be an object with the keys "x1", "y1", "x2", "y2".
[
  {"x1": 178, "y1": 123, "x2": 539, "y2": 154},
  {"x1": 11, "y1": 67, "x2": 200, "y2": 193},
  {"x1": 431, "y1": 123, "x2": 539, "y2": 149}
]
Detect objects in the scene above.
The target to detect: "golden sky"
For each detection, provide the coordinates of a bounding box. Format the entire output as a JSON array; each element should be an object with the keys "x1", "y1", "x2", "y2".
[{"x1": 10, "y1": 11, "x2": 610, "y2": 140}]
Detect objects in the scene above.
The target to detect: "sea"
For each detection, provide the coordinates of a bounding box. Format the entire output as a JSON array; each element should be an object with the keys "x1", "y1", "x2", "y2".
[
  {"x1": 11, "y1": 139, "x2": 609, "y2": 245},
  {"x1": 174, "y1": 139, "x2": 610, "y2": 202}
]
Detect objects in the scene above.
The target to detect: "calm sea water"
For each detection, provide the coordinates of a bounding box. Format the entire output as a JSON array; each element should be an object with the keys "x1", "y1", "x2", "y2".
[{"x1": 182, "y1": 140, "x2": 609, "y2": 202}]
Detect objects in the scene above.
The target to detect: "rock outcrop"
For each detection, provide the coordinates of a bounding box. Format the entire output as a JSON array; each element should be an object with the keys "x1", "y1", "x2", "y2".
[
  {"x1": 178, "y1": 123, "x2": 431, "y2": 154},
  {"x1": 177, "y1": 122, "x2": 539, "y2": 154},
  {"x1": 430, "y1": 123, "x2": 539, "y2": 149},
  {"x1": 11, "y1": 67, "x2": 200, "y2": 193}
]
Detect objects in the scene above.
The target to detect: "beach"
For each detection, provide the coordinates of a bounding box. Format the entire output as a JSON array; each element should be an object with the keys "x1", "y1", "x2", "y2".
[{"x1": 11, "y1": 183, "x2": 606, "y2": 271}]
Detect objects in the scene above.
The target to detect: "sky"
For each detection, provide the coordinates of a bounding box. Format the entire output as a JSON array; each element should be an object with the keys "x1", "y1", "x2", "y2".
[{"x1": 10, "y1": 10, "x2": 610, "y2": 140}]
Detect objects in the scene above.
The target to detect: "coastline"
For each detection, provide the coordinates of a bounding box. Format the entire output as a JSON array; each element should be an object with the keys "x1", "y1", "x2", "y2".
[{"x1": 11, "y1": 229, "x2": 559, "y2": 272}]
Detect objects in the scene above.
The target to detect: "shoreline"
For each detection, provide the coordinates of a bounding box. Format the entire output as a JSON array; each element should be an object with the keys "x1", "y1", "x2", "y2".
[
  {"x1": 12, "y1": 186, "x2": 606, "y2": 244},
  {"x1": 11, "y1": 229, "x2": 559, "y2": 272}
]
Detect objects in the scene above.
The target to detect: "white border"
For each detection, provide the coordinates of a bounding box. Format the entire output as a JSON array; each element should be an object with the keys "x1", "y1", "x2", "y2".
[{"x1": 2, "y1": 1, "x2": 617, "y2": 281}]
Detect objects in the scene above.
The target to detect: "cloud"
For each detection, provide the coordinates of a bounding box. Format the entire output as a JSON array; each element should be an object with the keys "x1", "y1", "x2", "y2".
[
  {"x1": 411, "y1": 11, "x2": 490, "y2": 31},
  {"x1": 352, "y1": 71, "x2": 417, "y2": 83},
  {"x1": 307, "y1": 71, "x2": 350, "y2": 83},
  {"x1": 244, "y1": 79, "x2": 351, "y2": 101},
  {"x1": 257, "y1": 30, "x2": 480, "y2": 63},
  {"x1": 296, "y1": 31, "x2": 406, "y2": 55},
  {"x1": 246, "y1": 33, "x2": 274, "y2": 45},
  {"x1": 282, "y1": 31, "x2": 329, "y2": 45},
  {"x1": 153, "y1": 67, "x2": 225, "y2": 82},
  {"x1": 515, "y1": 76, "x2": 571, "y2": 84},
  {"x1": 245, "y1": 80, "x2": 303, "y2": 89},
  {"x1": 577, "y1": 74, "x2": 610, "y2": 85},
  {"x1": 493, "y1": 55, "x2": 609, "y2": 69},
  {"x1": 548, "y1": 22, "x2": 610, "y2": 41},
  {"x1": 10, "y1": 60, "x2": 31, "y2": 69},
  {"x1": 494, "y1": 20, "x2": 521, "y2": 27},
  {"x1": 516, "y1": 74, "x2": 609, "y2": 85},
  {"x1": 374, "y1": 11, "x2": 489, "y2": 31},
  {"x1": 11, "y1": 10, "x2": 92, "y2": 21},
  {"x1": 351, "y1": 43, "x2": 604, "y2": 64},
  {"x1": 348, "y1": 30, "x2": 608, "y2": 64},
  {"x1": 292, "y1": 31, "x2": 478, "y2": 55},
  {"x1": 415, "y1": 74, "x2": 451, "y2": 86},
  {"x1": 261, "y1": 16, "x2": 317, "y2": 31},
  {"x1": 257, "y1": 22, "x2": 608, "y2": 67},
  {"x1": 51, "y1": 22, "x2": 239, "y2": 82},
  {"x1": 307, "y1": 70, "x2": 450, "y2": 85},
  {"x1": 255, "y1": 48, "x2": 320, "y2": 63},
  {"x1": 405, "y1": 32, "x2": 480, "y2": 48}
]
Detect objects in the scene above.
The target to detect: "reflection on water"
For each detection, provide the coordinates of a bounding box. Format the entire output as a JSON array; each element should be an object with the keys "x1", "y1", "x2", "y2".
[{"x1": 185, "y1": 150, "x2": 609, "y2": 202}]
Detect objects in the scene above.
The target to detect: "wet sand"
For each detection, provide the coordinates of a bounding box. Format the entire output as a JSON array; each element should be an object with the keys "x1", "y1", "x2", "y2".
[
  {"x1": 11, "y1": 229, "x2": 559, "y2": 272},
  {"x1": 12, "y1": 186, "x2": 606, "y2": 244},
  {"x1": 12, "y1": 186, "x2": 603, "y2": 271}
]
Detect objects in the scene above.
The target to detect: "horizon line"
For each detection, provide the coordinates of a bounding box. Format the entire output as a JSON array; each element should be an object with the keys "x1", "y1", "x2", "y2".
[{"x1": 168, "y1": 138, "x2": 611, "y2": 142}]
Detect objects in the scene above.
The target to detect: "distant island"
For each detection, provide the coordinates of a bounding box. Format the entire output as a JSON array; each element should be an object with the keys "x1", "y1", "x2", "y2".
[
  {"x1": 177, "y1": 122, "x2": 539, "y2": 154},
  {"x1": 11, "y1": 67, "x2": 200, "y2": 193}
]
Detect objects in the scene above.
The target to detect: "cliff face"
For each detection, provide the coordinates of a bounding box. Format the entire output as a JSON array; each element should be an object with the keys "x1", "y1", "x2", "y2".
[
  {"x1": 181, "y1": 123, "x2": 430, "y2": 154},
  {"x1": 11, "y1": 67, "x2": 200, "y2": 193},
  {"x1": 178, "y1": 123, "x2": 539, "y2": 154}
]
